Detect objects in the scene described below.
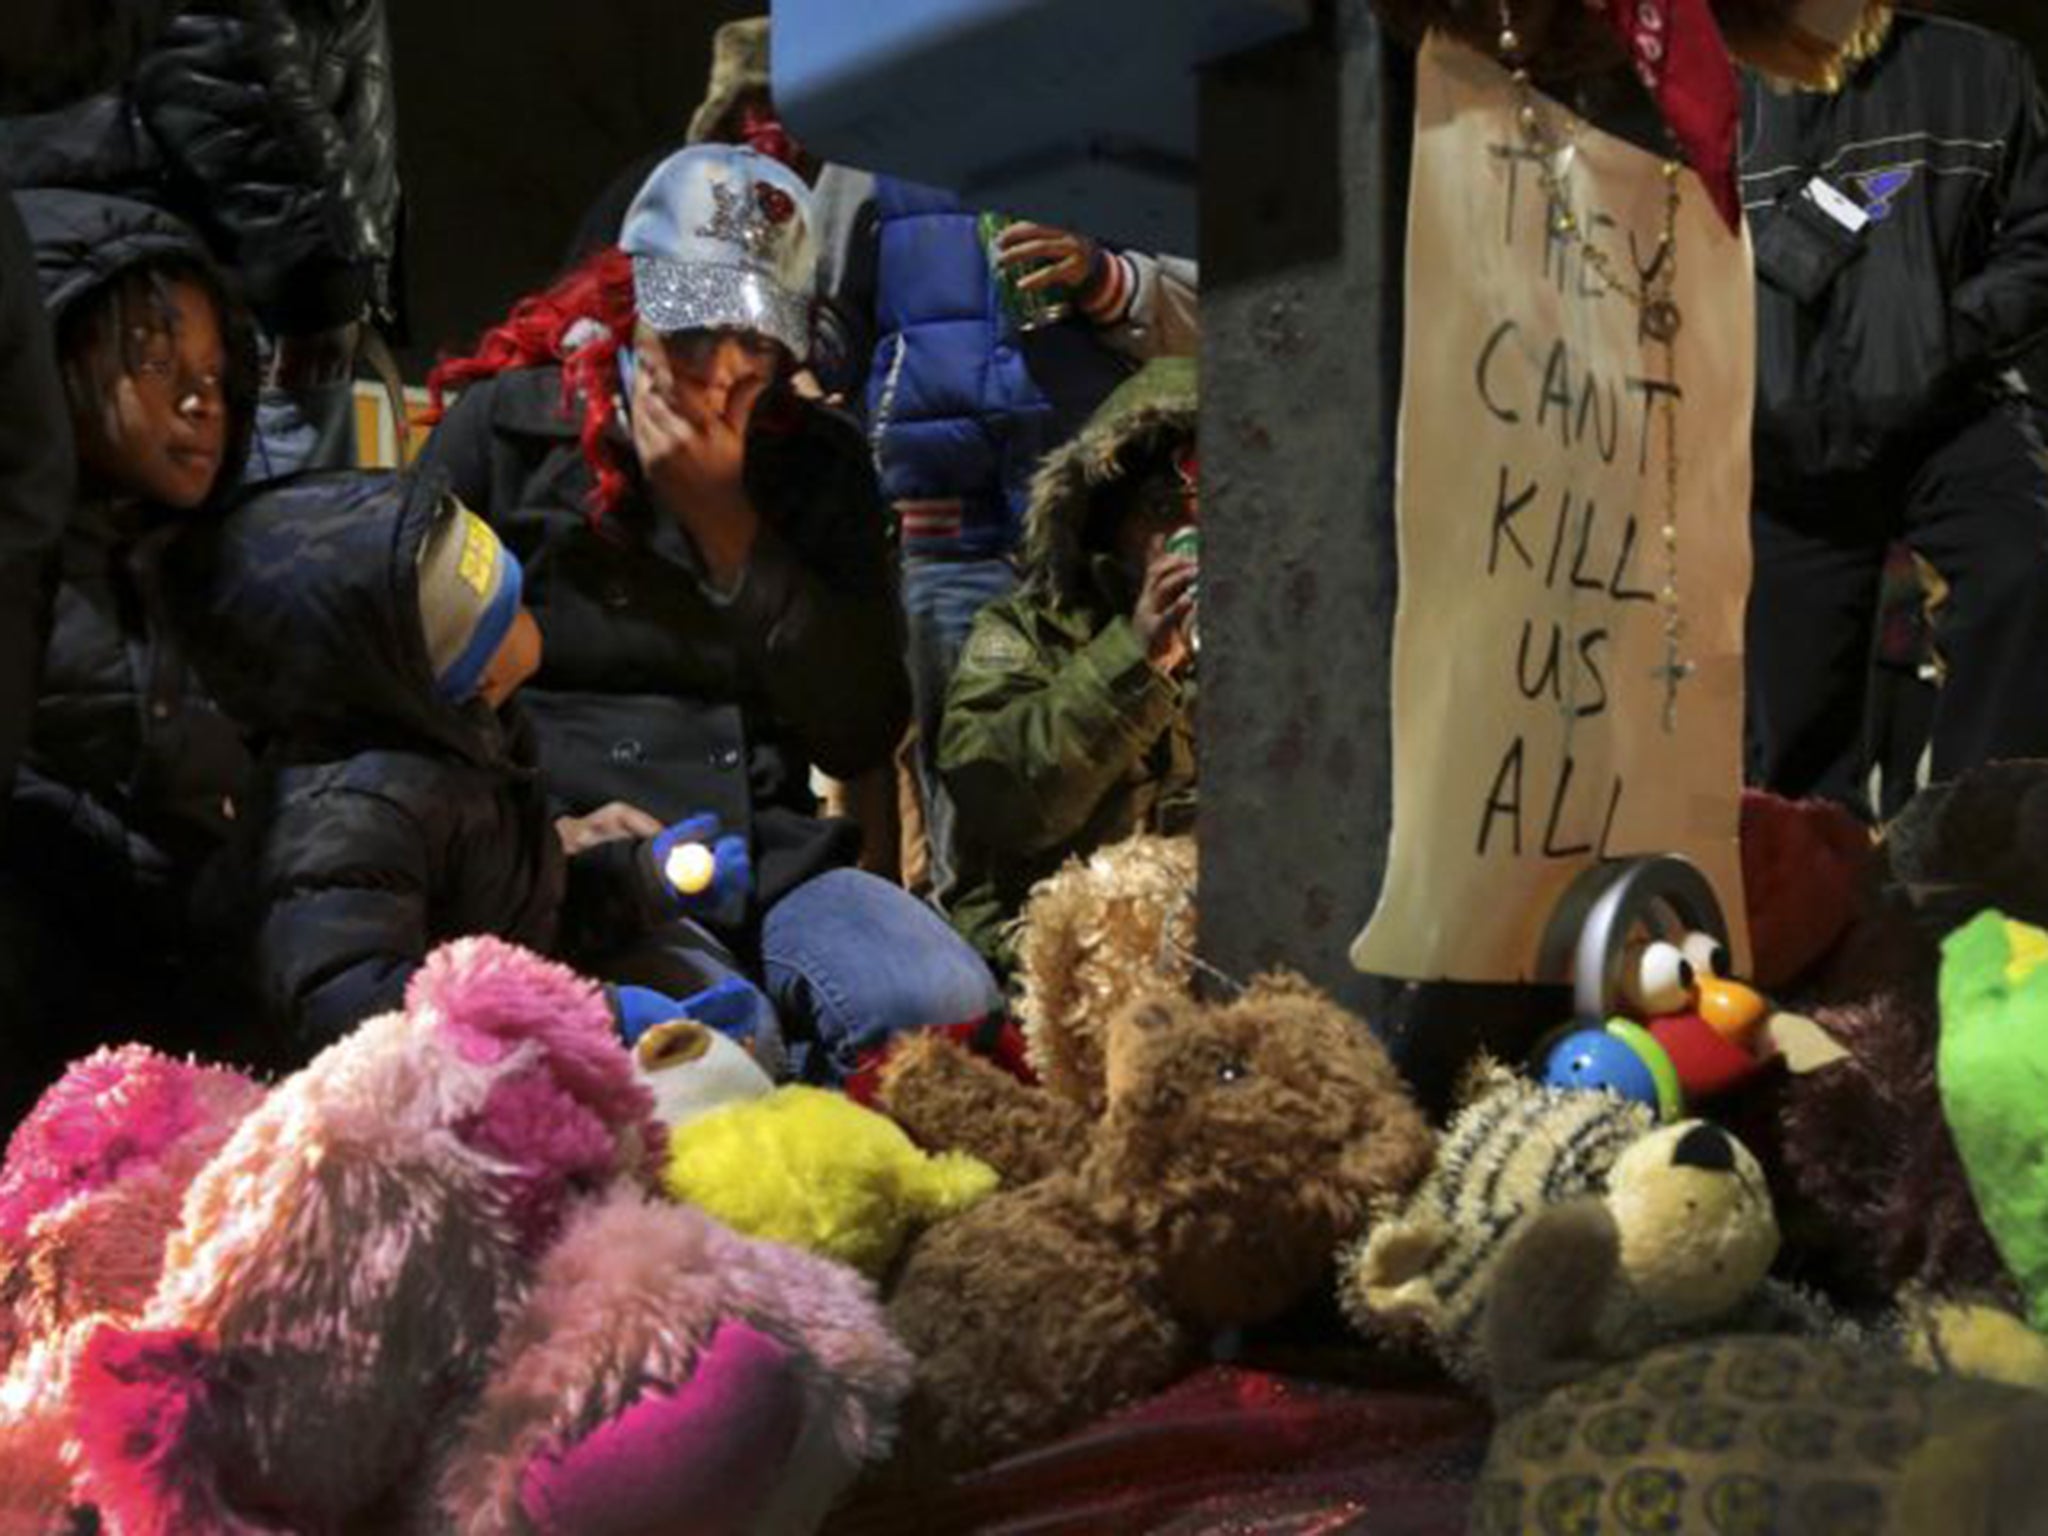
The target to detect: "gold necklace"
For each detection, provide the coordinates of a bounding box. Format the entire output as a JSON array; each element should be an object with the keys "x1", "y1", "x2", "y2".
[{"x1": 1496, "y1": 5, "x2": 1693, "y2": 730}]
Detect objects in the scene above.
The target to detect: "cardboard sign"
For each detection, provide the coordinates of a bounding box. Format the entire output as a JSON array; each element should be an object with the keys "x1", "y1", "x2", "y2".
[{"x1": 1351, "y1": 35, "x2": 1753, "y2": 984}]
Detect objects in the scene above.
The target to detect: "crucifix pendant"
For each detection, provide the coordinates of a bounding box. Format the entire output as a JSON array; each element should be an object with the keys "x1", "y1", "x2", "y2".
[{"x1": 1652, "y1": 654, "x2": 1694, "y2": 733}]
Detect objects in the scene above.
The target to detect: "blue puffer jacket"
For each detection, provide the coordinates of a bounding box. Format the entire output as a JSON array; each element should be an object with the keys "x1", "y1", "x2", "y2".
[{"x1": 864, "y1": 178, "x2": 1131, "y2": 561}]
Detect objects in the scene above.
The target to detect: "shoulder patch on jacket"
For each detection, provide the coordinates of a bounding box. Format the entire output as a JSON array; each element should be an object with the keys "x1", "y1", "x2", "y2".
[{"x1": 961, "y1": 624, "x2": 1033, "y2": 673}]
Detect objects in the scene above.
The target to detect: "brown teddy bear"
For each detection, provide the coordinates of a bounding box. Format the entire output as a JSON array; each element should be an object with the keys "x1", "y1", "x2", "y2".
[{"x1": 882, "y1": 975, "x2": 1435, "y2": 1478}]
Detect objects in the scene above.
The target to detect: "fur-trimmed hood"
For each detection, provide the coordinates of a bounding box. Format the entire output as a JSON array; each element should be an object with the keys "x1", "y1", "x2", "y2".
[{"x1": 1020, "y1": 357, "x2": 1196, "y2": 613}]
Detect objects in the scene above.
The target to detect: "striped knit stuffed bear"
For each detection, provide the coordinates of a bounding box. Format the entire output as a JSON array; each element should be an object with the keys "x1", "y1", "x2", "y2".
[{"x1": 1340, "y1": 1065, "x2": 1779, "y2": 1398}]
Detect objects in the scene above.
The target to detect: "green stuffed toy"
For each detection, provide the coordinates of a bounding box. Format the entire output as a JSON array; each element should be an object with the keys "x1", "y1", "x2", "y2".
[{"x1": 1938, "y1": 910, "x2": 2048, "y2": 1334}]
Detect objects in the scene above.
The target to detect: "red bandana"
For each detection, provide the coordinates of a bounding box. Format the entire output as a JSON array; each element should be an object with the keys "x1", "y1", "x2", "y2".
[{"x1": 1589, "y1": 0, "x2": 1741, "y2": 231}]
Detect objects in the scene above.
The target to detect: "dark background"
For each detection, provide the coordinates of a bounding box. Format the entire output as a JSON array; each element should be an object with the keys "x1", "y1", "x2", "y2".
[
  {"x1": 386, "y1": 0, "x2": 757, "y2": 375},
  {"x1": 381, "y1": 3, "x2": 2048, "y2": 379},
  {"x1": 1923, "y1": 1, "x2": 2048, "y2": 68}
]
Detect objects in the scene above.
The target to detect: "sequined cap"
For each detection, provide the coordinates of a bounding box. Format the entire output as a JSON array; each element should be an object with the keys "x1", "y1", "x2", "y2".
[{"x1": 620, "y1": 144, "x2": 815, "y2": 360}]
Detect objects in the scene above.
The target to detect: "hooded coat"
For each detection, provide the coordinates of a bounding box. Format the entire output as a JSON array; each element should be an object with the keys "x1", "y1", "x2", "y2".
[
  {"x1": 2, "y1": 2, "x2": 198, "y2": 820},
  {"x1": 938, "y1": 360, "x2": 1198, "y2": 967},
  {"x1": 165, "y1": 470, "x2": 644, "y2": 1062},
  {"x1": 6, "y1": 191, "x2": 257, "y2": 1000}
]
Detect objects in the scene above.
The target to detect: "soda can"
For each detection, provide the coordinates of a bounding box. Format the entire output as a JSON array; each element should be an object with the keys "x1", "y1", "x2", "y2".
[
  {"x1": 978, "y1": 211, "x2": 1073, "y2": 333},
  {"x1": 1164, "y1": 526, "x2": 1200, "y2": 656}
]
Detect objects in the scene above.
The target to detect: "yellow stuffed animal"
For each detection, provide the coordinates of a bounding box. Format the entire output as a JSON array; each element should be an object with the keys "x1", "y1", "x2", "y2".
[{"x1": 662, "y1": 1087, "x2": 997, "y2": 1278}]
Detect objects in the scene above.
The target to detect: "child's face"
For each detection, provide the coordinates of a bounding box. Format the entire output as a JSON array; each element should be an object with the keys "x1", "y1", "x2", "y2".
[
  {"x1": 73, "y1": 277, "x2": 229, "y2": 511},
  {"x1": 477, "y1": 608, "x2": 542, "y2": 710},
  {"x1": 1112, "y1": 440, "x2": 1200, "y2": 584}
]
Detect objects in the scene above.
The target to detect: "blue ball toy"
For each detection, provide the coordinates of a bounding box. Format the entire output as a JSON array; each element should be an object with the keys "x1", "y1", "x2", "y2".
[{"x1": 1539, "y1": 1026, "x2": 1662, "y2": 1111}]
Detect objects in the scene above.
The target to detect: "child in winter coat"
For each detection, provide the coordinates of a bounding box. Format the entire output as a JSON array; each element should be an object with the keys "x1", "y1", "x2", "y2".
[
  {"x1": 1, "y1": 189, "x2": 260, "y2": 1120},
  {"x1": 166, "y1": 469, "x2": 766, "y2": 1067},
  {"x1": 939, "y1": 359, "x2": 1200, "y2": 971}
]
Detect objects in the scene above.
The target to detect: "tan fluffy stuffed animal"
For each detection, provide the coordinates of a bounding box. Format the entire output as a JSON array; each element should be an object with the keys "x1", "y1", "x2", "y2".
[
  {"x1": 1011, "y1": 831, "x2": 1197, "y2": 1118},
  {"x1": 881, "y1": 832, "x2": 1195, "y2": 1186},
  {"x1": 884, "y1": 976, "x2": 1434, "y2": 1478}
]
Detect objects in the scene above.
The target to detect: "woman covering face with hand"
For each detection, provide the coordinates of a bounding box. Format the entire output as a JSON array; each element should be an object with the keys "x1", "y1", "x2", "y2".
[{"x1": 421, "y1": 146, "x2": 1001, "y2": 1086}]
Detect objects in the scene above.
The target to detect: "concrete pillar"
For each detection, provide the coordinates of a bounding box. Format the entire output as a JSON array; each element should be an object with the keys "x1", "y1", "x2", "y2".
[
  {"x1": 1195, "y1": 0, "x2": 1406, "y2": 1006},
  {"x1": 1197, "y1": 7, "x2": 1566, "y2": 1106}
]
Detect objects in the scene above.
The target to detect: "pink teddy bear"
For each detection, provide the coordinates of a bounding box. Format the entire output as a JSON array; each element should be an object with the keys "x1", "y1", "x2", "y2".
[{"x1": 0, "y1": 937, "x2": 910, "y2": 1535}]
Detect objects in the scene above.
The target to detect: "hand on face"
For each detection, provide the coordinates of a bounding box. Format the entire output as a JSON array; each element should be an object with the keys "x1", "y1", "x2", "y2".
[
  {"x1": 74, "y1": 277, "x2": 229, "y2": 511},
  {"x1": 994, "y1": 221, "x2": 1100, "y2": 295},
  {"x1": 630, "y1": 325, "x2": 777, "y2": 584},
  {"x1": 1132, "y1": 550, "x2": 1198, "y2": 677}
]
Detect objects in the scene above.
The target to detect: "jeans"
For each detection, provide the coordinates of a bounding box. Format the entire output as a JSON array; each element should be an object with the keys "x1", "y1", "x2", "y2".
[
  {"x1": 902, "y1": 554, "x2": 1019, "y2": 904},
  {"x1": 765, "y1": 867, "x2": 1004, "y2": 1083},
  {"x1": 243, "y1": 378, "x2": 359, "y2": 482},
  {"x1": 597, "y1": 868, "x2": 1003, "y2": 1086}
]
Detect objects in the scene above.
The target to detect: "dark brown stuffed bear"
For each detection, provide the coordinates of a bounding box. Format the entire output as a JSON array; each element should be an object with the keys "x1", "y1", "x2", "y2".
[
  {"x1": 882, "y1": 975, "x2": 1435, "y2": 1478},
  {"x1": 1736, "y1": 766, "x2": 2048, "y2": 1310}
]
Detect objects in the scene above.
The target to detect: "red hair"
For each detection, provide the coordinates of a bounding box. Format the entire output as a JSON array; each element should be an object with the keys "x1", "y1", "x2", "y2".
[{"x1": 425, "y1": 246, "x2": 637, "y2": 517}]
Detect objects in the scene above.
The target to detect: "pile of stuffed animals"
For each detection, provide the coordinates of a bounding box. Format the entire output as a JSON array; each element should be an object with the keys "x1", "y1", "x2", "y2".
[
  {"x1": 1341, "y1": 765, "x2": 2048, "y2": 1534},
  {"x1": 0, "y1": 832, "x2": 1446, "y2": 1529},
  {"x1": 0, "y1": 939, "x2": 914, "y2": 1535},
  {"x1": 9, "y1": 757, "x2": 2048, "y2": 1533}
]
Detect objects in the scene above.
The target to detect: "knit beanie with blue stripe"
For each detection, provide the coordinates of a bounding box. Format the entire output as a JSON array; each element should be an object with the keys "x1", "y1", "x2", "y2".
[{"x1": 417, "y1": 500, "x2": 524, "y2": 702}]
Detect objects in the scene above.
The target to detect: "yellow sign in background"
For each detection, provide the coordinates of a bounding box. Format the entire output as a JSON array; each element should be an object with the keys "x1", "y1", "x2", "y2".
[{"x1": 1352, "y1": 35, "x2": 1754, "y2": 984}]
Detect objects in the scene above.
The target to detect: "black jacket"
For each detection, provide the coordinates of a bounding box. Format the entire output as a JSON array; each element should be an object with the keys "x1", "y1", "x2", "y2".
[
  {"x1": 1742, "y1": 13, "x2": 2048, "y2": 493},
  {"x1": 0, "y1": 0, "x2": 401, "y2": 334},
  {"x1": 1, "y1": 0, "x2": 185, "y2": 827},
  {"x1": 9, "y1": 190, "x2": 256, "y2": 933},
  {"x1": 166, "y1": 471, "x2": 576, "y2": 1061},
  {"x1": 418, "y1": 367, "x2": 910, "y2": 911}
]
